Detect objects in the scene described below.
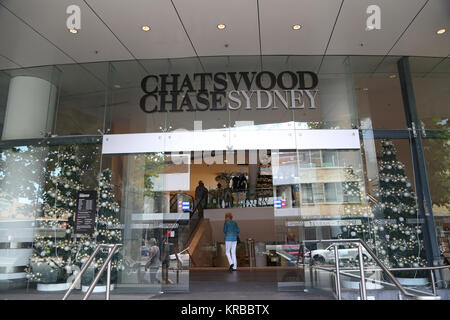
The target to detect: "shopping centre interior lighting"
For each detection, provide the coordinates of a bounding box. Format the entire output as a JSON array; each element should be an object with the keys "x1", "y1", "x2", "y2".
[
  {"x1": 292, "y1": 24, "x2": 302, "y2": 30},
  {"x1": 436, "y1": 28, "x2": 446, "y2": 35},
  {"x1": 142, "y1": 25, "x2": 151, "y2": 31},
  {"x1": 69, "y1": 29, "x2": 78, "y2": 34},
  {"x1": 217, "y1": 24, "x2": 226, "y2": 30}
]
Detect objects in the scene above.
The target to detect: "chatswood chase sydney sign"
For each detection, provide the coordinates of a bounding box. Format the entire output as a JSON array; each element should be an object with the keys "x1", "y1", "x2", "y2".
[{"x1": 140, "y1": 71, "x2": 319, "y2": 113}]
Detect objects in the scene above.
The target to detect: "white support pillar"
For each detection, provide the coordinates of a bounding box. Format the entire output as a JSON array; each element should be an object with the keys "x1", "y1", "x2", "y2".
[
  {"x1": 0, "y1": 74, "x2": 58, "y2": 285},
  {"x1": 2, "y1": 76, "x2": 57, "y2": 140}
]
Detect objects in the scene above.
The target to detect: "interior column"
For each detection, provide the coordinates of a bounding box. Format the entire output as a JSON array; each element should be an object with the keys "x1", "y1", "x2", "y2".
[{"x1": 0, "y1": 74, "x2": 58, "y2": 287}]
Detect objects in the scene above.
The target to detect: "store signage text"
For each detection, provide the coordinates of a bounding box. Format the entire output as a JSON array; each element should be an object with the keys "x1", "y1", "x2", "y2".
[
  {"x1": 286, "y1": 219, "x2": 362, "y2": 227},
  {"x1": 140, "y1": 71, "x2": 319, "y2": 113}
]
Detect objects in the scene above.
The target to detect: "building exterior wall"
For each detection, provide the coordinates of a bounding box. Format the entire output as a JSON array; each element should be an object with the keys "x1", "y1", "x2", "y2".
[{"x1": 0, "y1": 55, "x2": 448, "y2": 291}]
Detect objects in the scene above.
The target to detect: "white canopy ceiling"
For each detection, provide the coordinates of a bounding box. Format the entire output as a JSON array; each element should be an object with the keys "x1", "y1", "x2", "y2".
[{"x1": 0, "y1": 0, "x2": 448, "y2": 70}]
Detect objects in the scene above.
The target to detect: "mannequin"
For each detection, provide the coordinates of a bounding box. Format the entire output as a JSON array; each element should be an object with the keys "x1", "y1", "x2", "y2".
[
  {"x1": 232, "y1": 175, "x2": 240, "y2": 192},
  {"x1": 238, "y1": 173, "x2": 247, "y2": 191},
  {"x1": 217, "y1": 183, "x2": 225, "y2": 208}
]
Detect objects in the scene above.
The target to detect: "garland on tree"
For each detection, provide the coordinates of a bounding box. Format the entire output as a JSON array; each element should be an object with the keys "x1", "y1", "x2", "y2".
[
  {"x1": 338, "y1": 140, "x2": 427, "y2": 277},
  {"x1": 338, "y1": 167, "x2": 380, "y2": 266},
  {"x1": 372, "y1": 140, "x2": 427, "y2": 276},
  {"x1": 75, "y1": 169, "x2": 123, "y2": 286},
  {"x1": 25, "y1": 146, "x2": 83, "y2": 283}
]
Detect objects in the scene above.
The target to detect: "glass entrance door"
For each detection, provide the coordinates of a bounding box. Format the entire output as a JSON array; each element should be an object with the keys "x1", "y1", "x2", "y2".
[
  {"x1": 102, "y1": 152, "x2": 191, "y2": 294},
  {"x1": 410, "y1": 56, "x2": 450, "y2": 284},
  {"x1": 272, "y1": 147, "x2": 370, "y2": 291},
  {"x1": 271, "y1": 136, "x2": 434, "y2": 293}
]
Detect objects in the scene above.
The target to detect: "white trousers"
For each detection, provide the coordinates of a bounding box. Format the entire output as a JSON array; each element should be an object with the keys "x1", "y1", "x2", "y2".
[{"x1": 225, "y1": 241, "x2": 237, "y2": 269}]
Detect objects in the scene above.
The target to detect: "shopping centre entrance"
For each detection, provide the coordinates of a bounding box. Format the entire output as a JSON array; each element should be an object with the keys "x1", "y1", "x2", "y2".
[
  {"x1": 101, "y1": 127, "x2": 367, "y2": 295},
  {"x1": 1, "y1": 56, "x2": 446, "y2": 299}
]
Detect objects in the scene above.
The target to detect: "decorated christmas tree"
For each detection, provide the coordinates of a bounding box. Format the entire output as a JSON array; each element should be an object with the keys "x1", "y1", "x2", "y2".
[
  {"x1": 338, "y1": 140, "x2": 427, "y2": 275},
  {"x1": 370, "y1": 139, "x2": 427, "y2": 276},
  {"x1": 76, "y1": 169, "x2": 123, "y2": 287},
  {"x1": 339, "y1": 140, "x2": 426, "y2": 277},
  {"x1": 26, "y1": 145, "x2": 83, "y2": 284},
  {"x1": 337, "y1": 167, "x2": 382, "y2": 266}
]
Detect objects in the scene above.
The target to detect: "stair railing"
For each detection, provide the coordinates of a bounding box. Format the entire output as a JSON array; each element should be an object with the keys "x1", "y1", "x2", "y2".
[
  {"x1": 303, "y1": 239, "x2": 441, "y2": 300},
  {"x1": 62, "y1": 244, "x2": 122, "y2": 300}
]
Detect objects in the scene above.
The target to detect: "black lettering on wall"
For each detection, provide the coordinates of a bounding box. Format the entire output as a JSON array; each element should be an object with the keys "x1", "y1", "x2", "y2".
[
  {"x1": 196, "y1": 92, "x2": 210, "y2": 111},
  {"x1": 210, "y1": 91, "x2": 227, "y2": 111},
  {"x1": 193, "y1": 73, "x2": 212, "y2": 93},
  {"x1": 228, "y1": 72, "x2": 257, "y2": 90},
  {"x1": 159, "y1": 92, "x2": 178, "y2": 112},
  {"x1": 213, "y1": 72, "x2": 228, "y2": 91},
  {"x1": 277, "y1": 71, "x2": 298, "y2": 90},
  {"x1": 256, "y1": 71, "x2": 277, "y2": 90},
  {"x1": 139, "y1": 93, "x2": 158, "y2": 113},
  {"x1": 179, "y1": 94, "x2": 195, "y2": 112},
  {"x1": 139, "y1": 71, "x2": 319, "y2": 113},
  {"x1": 180, "y1": 75, "x2": 195, "y2": 92},
  {"x1": 160, "y1": 74, "x2": 180, "y2": 93},
  {"x1": 297, "y1": 71, "x2": 319, "y2": 90}
]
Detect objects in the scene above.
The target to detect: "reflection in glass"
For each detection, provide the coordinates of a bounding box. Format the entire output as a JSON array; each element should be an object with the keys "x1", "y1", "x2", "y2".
[{"x1": 112, "y1": 152, "x2": 190, "y2": 292}]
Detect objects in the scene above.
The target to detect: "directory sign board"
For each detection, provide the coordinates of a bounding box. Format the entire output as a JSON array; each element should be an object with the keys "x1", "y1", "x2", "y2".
[{"x1": 74, "y1": 191, "x2": 97, "y2": 234}]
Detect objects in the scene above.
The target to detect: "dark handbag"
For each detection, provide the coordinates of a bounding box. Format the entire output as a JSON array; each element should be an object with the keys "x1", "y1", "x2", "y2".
[{"x1": 237, "y1": 236, "x2": 241, "y2": 244}]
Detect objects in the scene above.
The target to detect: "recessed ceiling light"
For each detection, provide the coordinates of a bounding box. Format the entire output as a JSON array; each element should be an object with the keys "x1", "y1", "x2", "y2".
[
  {"x1": 292, "y1": 24, "x2": 302, "y2": 30},
  {"x1": 217, "y1": 24, "x2": 226, "y2": 30},
  {"x1": 389, "y1": 74, "x2": 397, "y2": 79},
  {"x1": 142, "y1": 25, "x2": 151, "y2": 31},
  {"x1": 436, "y1": 28, "x2": 446, "y2": 35},
  {"x1": 114, "y1": 84, "x2": 121, "y2": 88},
  {"x1": 69, "y1": 29, "x2": 78, "y2": 34}
]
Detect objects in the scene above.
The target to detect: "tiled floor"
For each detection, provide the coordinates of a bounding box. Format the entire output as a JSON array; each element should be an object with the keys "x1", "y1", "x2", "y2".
[
  {"x1": 151, "y1": 269, "x2": 334, "y2": 300},
  {"x1": 0, "y1": 268, "x2": 335, "y2": 300}
]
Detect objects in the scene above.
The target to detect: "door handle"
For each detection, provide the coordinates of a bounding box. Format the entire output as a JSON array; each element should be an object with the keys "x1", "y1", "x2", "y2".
[
  {"x1": 409, "y1": 122, "x2": 417, "y2": 138},
  {"x1": 420, "y1": 121, "x2": 427, "y2": 137}
]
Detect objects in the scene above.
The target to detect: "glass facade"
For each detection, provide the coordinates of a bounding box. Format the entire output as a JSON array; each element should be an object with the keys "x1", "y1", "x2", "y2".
[
  {"x1": 0, "y1": 55, "x2": 448, "y2": 294},
  {"x1": 410, "y1": 57, "x2": 450, "y2": 283}
]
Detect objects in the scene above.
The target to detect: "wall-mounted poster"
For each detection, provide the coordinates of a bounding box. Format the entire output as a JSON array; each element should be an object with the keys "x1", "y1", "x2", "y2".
[{"x1": 74, "y1": 190, "x2": 97, "y2": 234}]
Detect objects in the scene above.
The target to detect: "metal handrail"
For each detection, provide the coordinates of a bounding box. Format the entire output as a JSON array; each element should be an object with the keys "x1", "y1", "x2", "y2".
[
  {"x1": 175, "y1": 246, "x2": 190, "y2": 266},
  {"x1": 317, "y1": 264, "x2": 449, "y2": 297},
  {"x1": 314, "y1": 265, "x2": 448, "y2": 298},
  {"x1": 62, "y1": 244, "x2": 122, "y2": 300},
  {"x1": 324, "y1": 265, "x2": 450, "y2": 272},
  {"x1": 302, "y1": 239, "x2": 441, "y2": 300}
]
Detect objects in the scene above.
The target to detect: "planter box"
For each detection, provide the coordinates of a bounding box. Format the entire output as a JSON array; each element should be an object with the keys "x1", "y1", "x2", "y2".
[
  {"x1": 81, "y1": 284, "x2": 115, "y2": 293},
  {"x1": 342, "y1": 279, "x2": 384, "y2": 290},
  {"x1": 30, "y1": 262, "x2": 61, "y2": 284},
  {"x1": 397, "y1": 277, "x2": 428, "y2": 286},
  {"x1": 37, "y1": 282, "x2": 71, "y2": 292}
]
